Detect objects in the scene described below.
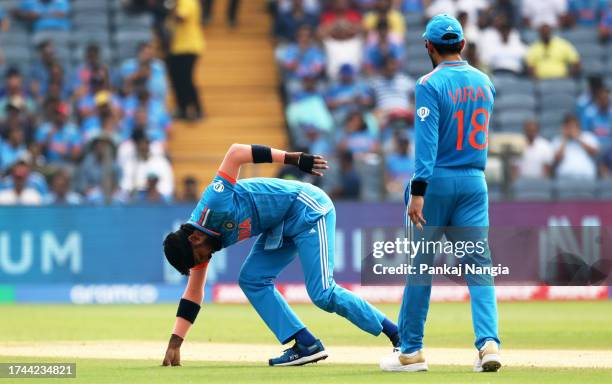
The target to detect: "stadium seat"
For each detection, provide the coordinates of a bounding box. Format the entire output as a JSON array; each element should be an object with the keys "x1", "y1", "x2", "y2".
[
  {"x1": 561, "y1": 27, "x2": 599, "y2": 46},
  {"x1": 539, "y1": 124, "x2": 560, "y2": 140},
  {"x1": 31, "y1": 30, "x2": 71, "y2": 46},
  {"x1": 539, "y1": 93, "x2": 576, "y2": 113},
  {"x1": 495, "y1": 93, "x2": 536, "y2": 112},
  {"x1": 405, "y1": 59, "x2": 431, "y2": 77},
  {"x1": 71, "y1": 0, "x2": 109, "y2": 12},
  {"x1": 512, "y1": 177, "x2": 554, "y2": 201},
  {"x1": 555, "y1": 179, "x2": 597, "y2": 200},
  {"x1": 2, "y1": 45, "x2": 31, "y2": 67},
  {"x1": 597, "y1": 179, "x2": 612, "y2": 199},
  {"x1": 538, "y1": 110, "x2": 565, "y2": 129},
  {"x1": 536, "y1": 79, "x2": 578, "y2": 96},
  {"x1": 404, "y1": 12, "x2": 424, "y2": 28},
  {"x1": 0, "y1": 31, "x2": 30, "y2": 46},
  {"x1": 71, "y1": 30, "x2": 112, "y2": 47},
  {"x1": 114, "y1": 13, "x2": 153, "y2": 31},
  {"x1": 581, "y1": 57, "x2": 606, "y2": 76},
  {"x1": 73, "y1": 13, "x2": 111, "y2": 30},
  {"x1": 495, "y1": 110, "x2": 535, "y2": 129}
]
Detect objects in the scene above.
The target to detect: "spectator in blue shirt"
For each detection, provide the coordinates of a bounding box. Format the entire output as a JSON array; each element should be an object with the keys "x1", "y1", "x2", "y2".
[
  {"x1": 568, "y1": 0, "x2": 607, "y2": 27},
  {"x1": 43, "y1": 168, "x2": 82, "y2": 205},
  {"x1": 286, "y1": 74, "x2": 334, "y2": 142},
  {"x1": 35, "y1": 102, "x2": 82, "y2": 164},
  {"x1": 600, "y1": 7, "x2": 612, "y2": 41},
  {"x1": 276, "y1": 25, "x2": 325, "y2": 80},
  {"x1": 0, "y1": 126, "x2": 28, "y2": 173},
  {"x1": 70, "y1": 43, "x2": 109, "y2": 98},
  {"x1": 0, "y1": 158, "x2": 49, "y2": 196},
  {"x1": 582, "y1": 87, "x2": 612, "y2": 148},
  {"x1": 76, "y1": 69, "x2": 121, "y2": 121},
  {"x1": 75, "y1": 136, "x2": 121, "y2": 199},
  {"x1": 28, "y1": 40, "x2": 61, "y2": 101},
  {"x1": 121, "y1": 88, "x2": 171, "y2": 143},
  {"x1": 330, "y1": 150, "x2": 361, "y2": 200},
  {"x1": 17, "y1": 0, "x2": 70, "y2": 32},
  {"x1": 401, "y1": 0, "x2": 423, "y2": 13},
  {"x1": 384, "y1": 135, "x2": 415, "y2": 200},
  {"x1": 325, "y1": 64, "x2": 372, "y2": 122},
  {"x1": 576, "y1": 75, "x2": 604, "y2": 124},
  {"x1": 119, "y1": 42, "x2": 168, "y2": 102},
  {"x1": 0, "y1": 68, "x2": 37, "y2": 121},
  {"x1": 338, "y1": 110, "x2": 379, "y2": 157},
  {"x1": 80, "y1": 91, "x2": 123, "y2": 144},
  {"x1": 274, "y1": 0, "x2": 320, "y2": 42},
  {"x1": 364, "y1": 19, "x2": 404, "y2": 76}
]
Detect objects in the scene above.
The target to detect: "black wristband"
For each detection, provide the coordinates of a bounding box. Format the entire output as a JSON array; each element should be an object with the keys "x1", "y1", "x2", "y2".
[
  {"x1": 251, "y1": 145, "x2": 273, "y2": 163},
  {"x1": 176, "y1": 298, "x2": 201, "y2": 324},
  {"x1": 298, "y1": 153, "x2": 315, "y2": 173},
  {"x1": 410, "y1": 180, "x2": 428, "y2": 196}
]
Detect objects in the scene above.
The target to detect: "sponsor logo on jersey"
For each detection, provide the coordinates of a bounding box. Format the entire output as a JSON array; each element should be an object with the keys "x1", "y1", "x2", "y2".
[{"x1": 417, "y1": 107, "x2": 430, "y2": 121}]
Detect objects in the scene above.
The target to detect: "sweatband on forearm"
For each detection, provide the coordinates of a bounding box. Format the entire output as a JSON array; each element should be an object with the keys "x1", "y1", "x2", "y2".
[
  {"x1": 176, "y1": 298, "x2": 201, "y2": 324},
  {"x1": 410, "y1": 180, "x2": 428, "y2": 196},
  {"x1": 251, "y1": 145, "x2": 273, "y2": 163}
]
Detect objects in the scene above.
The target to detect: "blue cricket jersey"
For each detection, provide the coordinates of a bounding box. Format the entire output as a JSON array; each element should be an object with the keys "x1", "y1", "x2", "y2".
[
  {"x1": 187, "y1": 172, "x2": 333, "y2": 249},
  {"x1": 413, "y1": 60, "x2": 495, "y2": 183}
]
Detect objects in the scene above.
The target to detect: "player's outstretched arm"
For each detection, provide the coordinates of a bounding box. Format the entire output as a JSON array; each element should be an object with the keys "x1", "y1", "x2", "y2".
[
  {"x1": 162, "y1": 264, "x2": 208, "y2": 366},
  {"x1": 218, "y1": 143, "x2": 329, "y2": 181}
]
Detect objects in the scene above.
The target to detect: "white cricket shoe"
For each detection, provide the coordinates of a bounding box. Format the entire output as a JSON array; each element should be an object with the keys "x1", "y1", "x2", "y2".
[
  {"x1": 380, "y1": 349, "x2": 429, "y2": 372},
  {"x1": 473, "y1": 340, "x2": 502, "y2": 372}
]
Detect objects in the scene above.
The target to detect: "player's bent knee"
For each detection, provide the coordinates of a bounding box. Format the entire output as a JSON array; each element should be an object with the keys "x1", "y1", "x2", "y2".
[{"x1": 309, "y1": 287, "x2": 335, "y2": 312}]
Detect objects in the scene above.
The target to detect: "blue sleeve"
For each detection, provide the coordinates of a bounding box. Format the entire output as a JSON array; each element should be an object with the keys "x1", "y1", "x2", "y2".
[
  {"x1": 35, "y1": 125, "x2": 48, "y2": 143},
  {"x1": 413, "y1": 81, "x2": 440, "y2": 183},
  {"x1": 204, "y1": 172, "x2": 236, "y2": 210}
]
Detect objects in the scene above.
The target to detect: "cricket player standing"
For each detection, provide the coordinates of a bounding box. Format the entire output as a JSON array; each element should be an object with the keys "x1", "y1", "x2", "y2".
[
  {"x1": 161, "y1": 144, "x2": 400, "y2": 367},
  {"x1": 380, "y1": 14, "x2": 501, "y2": 372}
]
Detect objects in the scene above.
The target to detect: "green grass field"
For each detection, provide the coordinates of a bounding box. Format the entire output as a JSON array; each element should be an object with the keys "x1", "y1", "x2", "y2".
[{"x1": 1, "y1": 301, "x2": 612, "y2": 383}]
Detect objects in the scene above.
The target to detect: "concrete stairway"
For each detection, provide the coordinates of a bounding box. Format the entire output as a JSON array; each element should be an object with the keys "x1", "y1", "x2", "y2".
[{"x1": 167, "y1": 0, "x2": 286, "y2": 194}]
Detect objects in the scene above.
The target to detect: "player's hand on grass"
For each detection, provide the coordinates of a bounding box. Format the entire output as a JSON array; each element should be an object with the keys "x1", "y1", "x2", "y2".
[
  {"x1": 285, "y1": 152, "x2": 329, "y2": 176},
  {"x1": 408, "y1": 196, "x2": 426, "y2": 231},
  {"x1": 162, "y1": 334, "x2": 183, "y2": 366}
]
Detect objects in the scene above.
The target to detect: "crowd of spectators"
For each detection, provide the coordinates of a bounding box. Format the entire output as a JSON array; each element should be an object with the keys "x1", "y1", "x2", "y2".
[
  {"x1": 272, "y1": 0, "x2": 612, "y2": 200},
  {"x1": 0, "y1": 0, "x2": 205, "y2": 206}
]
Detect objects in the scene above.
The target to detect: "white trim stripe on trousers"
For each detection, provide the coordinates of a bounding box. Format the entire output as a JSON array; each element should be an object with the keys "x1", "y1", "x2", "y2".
[
  {"x1": 317, "y1": 217, "x2": 330, "y2": 289},
  {"x1": 297, "y1": 192, "x2": 329, "y2": 289}
]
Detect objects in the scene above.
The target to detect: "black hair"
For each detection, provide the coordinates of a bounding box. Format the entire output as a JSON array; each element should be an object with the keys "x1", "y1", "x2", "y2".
[
  {"x1": 5, "y1": 67, "x2": 21, "y2": 79},
  {"x1": 432, "y1": 40, "x2": 464, "y2": 55},
  {"x1": 163, "y1": 224, "x2": 223, "y2": 276},
  {"x1": 163, "y1": 224, "x2": 197, "y2": 275},
  {"x1": 563, "y1": 113, "x2": 578, "y2": 124}
]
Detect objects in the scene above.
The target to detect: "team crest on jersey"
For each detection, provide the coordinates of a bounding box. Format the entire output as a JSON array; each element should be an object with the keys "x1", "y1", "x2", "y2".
[
  {"x1": 417, "y1": 107, "x2": 430, "y2": 122},
  {"x1": 213, "y1": 181, "x2": 224, "y2": 192},
  {"x1": 223, "y1": 221, "x2": 236, "y2": 230}
]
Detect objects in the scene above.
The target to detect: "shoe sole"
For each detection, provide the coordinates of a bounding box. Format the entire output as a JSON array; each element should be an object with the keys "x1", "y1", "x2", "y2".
[
  {"x1": 381, "y1": 362, "x2": 429, "y2": 372},
  {"x1": 270, "y1": 351, "x2": 329, "y2": 367},
  {"x1": 480, "y1": 354, "x2": 502, "y2": 372}
]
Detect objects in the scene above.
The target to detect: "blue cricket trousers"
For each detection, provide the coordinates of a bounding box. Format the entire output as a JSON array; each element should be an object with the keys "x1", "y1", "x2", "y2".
[
  {"x1": 399, "y1": 167, "x2": 500, "y2": 353},
  {"x1": 238, "y1": 192, "x2": 386, "y2": 344}
]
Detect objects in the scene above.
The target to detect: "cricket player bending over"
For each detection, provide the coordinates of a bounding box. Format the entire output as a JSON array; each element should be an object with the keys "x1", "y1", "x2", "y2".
[
  {"x1": 380, "y1": 14, "x2": 501, "y2": 373},
  {"x1": 162, "y1": 144, "x2": 400, "y2": 366}
]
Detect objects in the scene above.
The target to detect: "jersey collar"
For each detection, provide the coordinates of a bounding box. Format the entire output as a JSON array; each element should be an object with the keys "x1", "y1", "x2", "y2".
[{"x1": 440, "y1": 60, "x2": 467, "y2": 67}]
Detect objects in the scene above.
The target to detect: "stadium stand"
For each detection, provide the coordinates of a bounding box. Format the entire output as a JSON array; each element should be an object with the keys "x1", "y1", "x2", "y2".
[
  {"x1": 271, "y1": 0, "x2": 612, "y2": 201},
  {"x1": 0, "y1": 0, "x2": 611, "y2": 204}
]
